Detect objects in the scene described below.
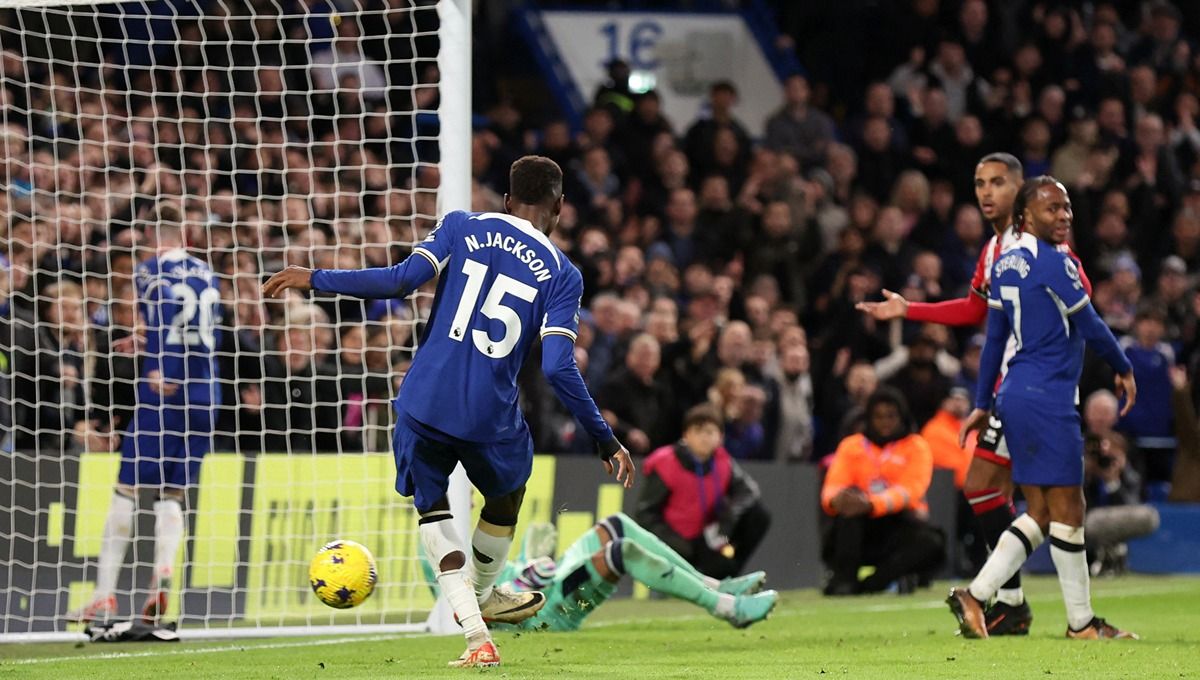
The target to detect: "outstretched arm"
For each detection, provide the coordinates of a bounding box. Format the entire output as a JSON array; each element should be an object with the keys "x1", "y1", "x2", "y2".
[
  {"x1": 542, "y1": 333, "x2": 635, "y2": 487},
  {"x1": 265, "y1": 211, "x2": 462, "y2": 300},
  {"x1": 906, "y1": 292, "x2": 989, "y2": 325},
  {"x1": 263, "y1": 256, "x2": 438, "y2": 301},
  {"x1": 856, "y1": 288, "x2": 989, "y2": 325}
]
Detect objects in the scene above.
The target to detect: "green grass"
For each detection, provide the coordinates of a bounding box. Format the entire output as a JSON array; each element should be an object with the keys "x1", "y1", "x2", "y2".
[{"x1": 2, "y1": 575, "x2": 1197, "y2": 679}]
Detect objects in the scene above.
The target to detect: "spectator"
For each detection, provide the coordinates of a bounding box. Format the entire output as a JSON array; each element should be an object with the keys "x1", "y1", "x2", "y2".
[
  {"x1": 593, "y1": 58, "x2": 634, "y2": 119},
  {"x1": 1128, "y1": 2, "x2": 1187, "y2": 73},
  {"x1": 921, "y1": 387, "x2": 972, "y2": 490},
  {"x1": 820, "y1": 388, "x2": 944, "y2": 595},
  {"x1": 598, "y1": 333, "x2": 675, "y2": 455},
  {"x1": 636, "y1": 405, "x2": 771, "y2": 579},
  {"x1": 763, "y1": 73, "x2": 835, "y2": 170},
  {"x1": 1084, "y1": 389, "x2": 1122, "y2": 439},
  {"x1": 1118, "y1": 307, "x2": 1176, "y2": 491},
  {"x1": 1083, "y1": 433, "x2": 1160, "y2": 575},
  {"x1": 926, "y1": 37, "x2": 988, "y2": 124},
  {"x1": 619, "y1": 90, "x2": 674, "y2": 181},
  {"x1": 878, "y1": 331, "x2": 955, "y2": 427},
  {"x1": 9, "y1": 281, "x2": 91, "y2": 452},
  {"x1": 921, "y1": 386, "x2": 980, "y2": 573},
  {"x1": 855, "y1": 116, "x2": 908, "y2": 203},
  {"x1": 1149, "y1": 255, "x2": 1190, "y2": 342},
  {"x1": 567, "y1": 145, "x2": 621, "y2": 227},
  {"x1": 724, "y1": 384, "x2": 768, "y2": 460},
  {"x1": 771, "y1": 343, "x2": 814, "y2": 463},
  {"x1": 309, "y1": 17, "x2": 388, "y2": 101},
  {"x1": 1169, "y1": 365, "x2": 1200, "y2": 502},
  {"x1": 745, "y1": 200, "x2": 813, "y2": 306},
  {"x1": 683, "y1": 81, "x2": 752, "y2": 181},
  {"x1": 258, "y1": 305, "x2": 341, "y2": 454},
  {"x1": 908, "y1": 86, "x2": 955, "y2": 175}
]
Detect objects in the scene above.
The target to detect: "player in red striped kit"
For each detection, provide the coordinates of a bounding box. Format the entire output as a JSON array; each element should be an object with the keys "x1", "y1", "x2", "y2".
[{"x1": 857, "y1": 153, "x2": 1091, "y2": 635}]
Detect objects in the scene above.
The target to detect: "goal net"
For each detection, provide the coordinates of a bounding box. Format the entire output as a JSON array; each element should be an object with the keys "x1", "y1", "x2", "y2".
[{"x1": 0, "y1": 0, "x2": 472, "y2": 640}]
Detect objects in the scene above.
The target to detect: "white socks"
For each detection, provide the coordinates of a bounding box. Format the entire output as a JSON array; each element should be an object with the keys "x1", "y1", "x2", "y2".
[
  {"x1": 969, "y1": 514, "x2": 1043, "y2": 603},
  {"x1": 995, "y1": 587, "x2": 1025, "y2": 607},
  {"x1": 94, "y1": 492, "x2": 135, "y2": 599},
  {"x1": 420, "y1": 515, "x2": 490, "y2": 649},
  {"x1": 438, "y1": 568, "x2": 490, "y2": 648},
  {"x1": 153, "y1": 498, "x2": 184, "y2": 585},
  {"x1": 1049, "y1": 522, "x2": 1094, "y2": 631},
  {"x1": 471, "y1": 526, "x2": 513, "y2": 604}
]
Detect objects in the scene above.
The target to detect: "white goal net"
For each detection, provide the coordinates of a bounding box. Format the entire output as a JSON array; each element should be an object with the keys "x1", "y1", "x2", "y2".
[{"x1": 0, "y1": 0, "x2": 471, "y2": 639}]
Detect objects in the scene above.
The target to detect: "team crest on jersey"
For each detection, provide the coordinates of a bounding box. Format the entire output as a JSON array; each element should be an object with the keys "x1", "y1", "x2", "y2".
[
  {"x1": 994, "y1": 254, "x2": 1030, "y2": 279},
  {"x1": 423, "y1": 218, "x2": 443, "y2": 243}
]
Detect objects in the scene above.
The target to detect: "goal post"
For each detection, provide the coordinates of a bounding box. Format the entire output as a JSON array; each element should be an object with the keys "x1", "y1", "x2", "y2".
[{"x1": 0, "y1": 0, "x2": 473, "y2": 641}]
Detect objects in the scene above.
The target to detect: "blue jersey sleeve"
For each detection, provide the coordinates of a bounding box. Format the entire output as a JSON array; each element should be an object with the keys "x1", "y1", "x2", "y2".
[
  {"x1": 311, "y1": 212, "x2": 463, "y2": 298},
  {"x1": 1042, "y1": 252, "x2": 1089, "y2": 316},
  {"x1": 539, "y1": 267, "x2": 618, "y2": 455},
  {"x1": 540, "y1": 264, "x2": 583, "y2": 342},
  {"x1": 1042, "y1": 252, "x2": 1131, "y2": 374},
  {"x1": 411, "y1": 210, "x2": 463, "y2": 274},
  {"x1": 975, "y1": 306, "x2": 1011, "y2": 410},
  {"x1": 311, "y1": 254, "x2": 437, "y2": 299},
  {"x1": 1073, "y1": 304, "x2": 1134, "y2": 375}
]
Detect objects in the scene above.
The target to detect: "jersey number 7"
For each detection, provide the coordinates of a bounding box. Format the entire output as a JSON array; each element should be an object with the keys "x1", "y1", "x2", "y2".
[{"x1": 449, "y1": 259, "x2": 538, "y2": 359}]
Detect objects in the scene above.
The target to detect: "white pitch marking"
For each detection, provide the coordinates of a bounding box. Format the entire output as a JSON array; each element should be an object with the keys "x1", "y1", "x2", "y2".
[{"x1": 3, "y1": 633, "x2": 415, "y2": 666}]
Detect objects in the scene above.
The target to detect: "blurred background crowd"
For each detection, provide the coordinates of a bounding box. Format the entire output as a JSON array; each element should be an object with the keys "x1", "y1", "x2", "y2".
[{"x1": 2, "y1": 0, "x2": 1200, "y2": 516}]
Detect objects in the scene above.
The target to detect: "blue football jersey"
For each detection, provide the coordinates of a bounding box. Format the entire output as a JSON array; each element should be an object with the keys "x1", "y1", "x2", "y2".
[
  {"x1": 134, "y1": 248, "x2": 222, "y2": 406},
  {"x1": 986, "y1": 232, "x2": 1091, "y2": 406},
  {"x1": 398, "y1": 211, "x2": 583, "y2": 442}
]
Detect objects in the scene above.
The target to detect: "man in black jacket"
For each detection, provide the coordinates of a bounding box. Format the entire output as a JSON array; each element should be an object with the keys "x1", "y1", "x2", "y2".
[{"x1": 598, "y1": 333, "x2": 676, "y2": 454}]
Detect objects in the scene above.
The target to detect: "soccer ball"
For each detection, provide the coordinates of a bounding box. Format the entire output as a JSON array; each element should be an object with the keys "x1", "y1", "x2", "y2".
[{"x1": 309, "y1": 540, "x2": 377, "y2": 609}]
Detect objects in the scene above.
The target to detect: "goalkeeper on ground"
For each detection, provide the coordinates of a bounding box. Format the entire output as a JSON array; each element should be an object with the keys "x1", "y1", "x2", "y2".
[{"x1": 426, "y1": 513, "x2": 778, "y2": 631}]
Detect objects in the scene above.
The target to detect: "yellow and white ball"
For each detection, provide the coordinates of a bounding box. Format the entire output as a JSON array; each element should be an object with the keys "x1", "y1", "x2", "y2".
[{"x1": 309, "y1": 540, "x2": 377, "y2": 609}]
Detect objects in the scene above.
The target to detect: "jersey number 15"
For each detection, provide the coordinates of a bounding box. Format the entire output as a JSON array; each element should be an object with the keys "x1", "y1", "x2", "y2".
[{"x1": 449, "y1": 259, "x2": 537, "y2": 359}]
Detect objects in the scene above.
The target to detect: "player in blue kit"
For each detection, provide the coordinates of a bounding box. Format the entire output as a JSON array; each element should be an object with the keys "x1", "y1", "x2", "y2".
[
  {"x1": 68, "y1": 202, "x2": 222, "y2": 625},
  {"x1": 948, "y1": 177, "x2": 1138, "y2": 640},
  {"x1": 263, "y1": 156, "x2": 635, "y2": 668}
]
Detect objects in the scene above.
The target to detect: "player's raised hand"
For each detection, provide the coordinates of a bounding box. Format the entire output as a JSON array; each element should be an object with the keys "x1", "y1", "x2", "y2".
[
  {"x1": 111, "y1": 332, "x2": 145, "y2": 354},
  {"x1": 262, "y1": 265, "x2": 314, "y2": 299},
  {"x1": 604, "y1": 446, "x2": 636, "y2": 489},
  {"x1": 959, "y1": 407, "x2": 990, "y2": 448},
  {"x1": 146, "y1": 369, "x2": 179, "y2": 397},
  {"x1": 1115, "y1": 371, "x2": 1138, "y2": 417},
  {"x1": 855, "y1": 289, "x2": 909, "y2": 321}
]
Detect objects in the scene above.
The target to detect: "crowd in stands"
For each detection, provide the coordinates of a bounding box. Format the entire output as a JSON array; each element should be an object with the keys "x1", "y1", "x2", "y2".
[{"x1": 1, "y1": 0, "x2": 1199, "y2": 519}]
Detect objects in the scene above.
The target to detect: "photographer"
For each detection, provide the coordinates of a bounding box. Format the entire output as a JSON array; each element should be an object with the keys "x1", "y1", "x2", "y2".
[{"x1": 1083, "y1": 432, "x2": 1160, "y2": 575}]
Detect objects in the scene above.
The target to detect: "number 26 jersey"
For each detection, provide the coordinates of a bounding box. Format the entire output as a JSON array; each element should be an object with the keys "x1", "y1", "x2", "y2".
[{"x1": 134, "y1": 248, "x2": 222, "y2": 407}]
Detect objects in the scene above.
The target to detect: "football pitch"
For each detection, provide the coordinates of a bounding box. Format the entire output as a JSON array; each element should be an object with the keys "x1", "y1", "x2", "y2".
[{"x1": 2, "y1": 575, "x2": 1196, "y2": 679}]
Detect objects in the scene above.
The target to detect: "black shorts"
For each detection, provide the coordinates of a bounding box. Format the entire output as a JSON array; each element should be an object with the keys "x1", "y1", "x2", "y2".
[{"x1": 973, "y1": 409, "x2": 1011, "y2": 468}]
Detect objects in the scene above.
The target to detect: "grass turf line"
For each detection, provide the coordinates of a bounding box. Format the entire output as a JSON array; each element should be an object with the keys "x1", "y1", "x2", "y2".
[{"x1": 0, "y1": 575, "x2": 1195, "y2": 679}]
